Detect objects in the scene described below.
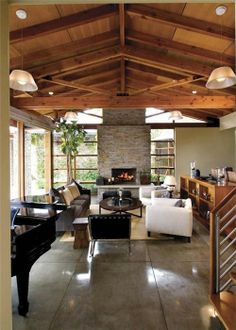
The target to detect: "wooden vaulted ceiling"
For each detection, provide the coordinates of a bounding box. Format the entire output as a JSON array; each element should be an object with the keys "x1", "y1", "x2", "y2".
[{"x1": 9, "y1": 2, "x2": 236, "y2": 123}]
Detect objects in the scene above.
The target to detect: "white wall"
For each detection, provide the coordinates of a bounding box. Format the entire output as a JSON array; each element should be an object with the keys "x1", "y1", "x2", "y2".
[{"x1": 175, "y1": 127, "x2": 235, "y2": 187}]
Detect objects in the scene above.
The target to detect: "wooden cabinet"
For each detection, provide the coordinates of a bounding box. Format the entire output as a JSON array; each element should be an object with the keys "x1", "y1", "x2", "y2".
[{"x1": 180, "y1": 176, "x2": 235, "y2": 229}]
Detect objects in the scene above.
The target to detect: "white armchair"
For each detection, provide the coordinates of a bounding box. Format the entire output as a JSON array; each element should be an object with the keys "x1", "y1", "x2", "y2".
[
  {"x1": 139, "y1": 185, "x2": 168, "y2": 206},
  {"x1": 139, "y1": 184, "x2": 155, "y2": 206},
  {"x1": 145, "y1": 198, "x2": 193, "y2": 242}
]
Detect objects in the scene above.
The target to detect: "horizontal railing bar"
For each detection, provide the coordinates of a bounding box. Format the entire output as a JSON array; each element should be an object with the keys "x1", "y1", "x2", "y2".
[
  {"x1": 220, "y1": 250, "x2": 236, "y2": 269},
  {"x1": 220, "y1": 214, "x2": 236, "y2": 233},
  {"x1": 220, "y1": 278, "x2": 232, "y2": 292},
  {"x1": 220, "y1": 228, "x2": 236, "y2": 246},
  {"x1": 220, "y1": 237, "x2": 236, "y2": 256},
  {"x1": 219, "y1": 205, "x2": 236, "y2": 224},
  {"x1": 220, "y1": 260, "x2": 236, "y2": 280}
]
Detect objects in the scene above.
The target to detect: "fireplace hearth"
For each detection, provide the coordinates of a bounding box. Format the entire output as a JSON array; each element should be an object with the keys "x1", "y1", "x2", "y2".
[{"x1": 112, "y1": 168, "x2": 136, "y2": 184}]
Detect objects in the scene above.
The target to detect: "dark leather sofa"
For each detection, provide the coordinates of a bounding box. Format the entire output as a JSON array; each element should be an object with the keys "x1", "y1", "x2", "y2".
[{"x1": 50, "y1": 180, "x2": 91, "y2": 232}]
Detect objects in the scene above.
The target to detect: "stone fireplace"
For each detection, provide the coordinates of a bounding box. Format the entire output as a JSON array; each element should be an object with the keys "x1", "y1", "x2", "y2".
[{"x1": 97, "y1": 109, "x2": 151, "y2": 184}]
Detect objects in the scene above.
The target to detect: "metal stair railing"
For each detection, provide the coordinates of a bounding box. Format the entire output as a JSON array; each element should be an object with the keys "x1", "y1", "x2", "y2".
[{"x1": 210, "y1": 187, "x2": 236, "y2": 295}]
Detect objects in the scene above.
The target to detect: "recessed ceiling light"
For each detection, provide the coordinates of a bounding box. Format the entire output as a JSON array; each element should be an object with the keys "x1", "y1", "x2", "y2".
[
  {"x1": 48, "y1": 91, "x2": 54, "y2": 95},
  {"x1": 216, "y1": 5, "x2": 227, "y2": 16},
  {"x1": 16, "y1": 9, "x2": 27, "y2": 20},
  {"x1": 192, "y1": 90, "x2": 197, "y2": 94}
]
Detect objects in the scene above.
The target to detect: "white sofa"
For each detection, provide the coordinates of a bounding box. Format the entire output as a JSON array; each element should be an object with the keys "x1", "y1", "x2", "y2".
[{"x1": 145, "y1": 198, "x2": 193, "y2": 242}]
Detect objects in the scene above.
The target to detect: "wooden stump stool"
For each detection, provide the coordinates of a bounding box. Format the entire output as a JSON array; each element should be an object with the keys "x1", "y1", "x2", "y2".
[{"x1": 73, "y1": 218, "x2": 89, "y2": 249}]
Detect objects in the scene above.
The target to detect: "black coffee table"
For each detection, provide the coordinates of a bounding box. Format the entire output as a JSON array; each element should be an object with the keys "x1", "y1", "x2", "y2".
[{"x1": 99, "y1": 197, "x2": 143, "y2": 217}]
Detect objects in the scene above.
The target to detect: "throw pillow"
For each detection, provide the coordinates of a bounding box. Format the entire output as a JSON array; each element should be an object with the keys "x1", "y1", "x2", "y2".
[
  {"x1": 67, "y1": 183, "x2": 80, "y2": 199},
  {"x1": 50, "y1": 187, "x2": 66, "y2": 203},
  {"x1": 62, "y1": 188, "x2": 74, "y2": 205},
  {"x1": 71, "y1": 178, "x2": 83, "y2": 193},
  {"x1": 174, "y1": 199, "x2": 183, "y2": 207}
]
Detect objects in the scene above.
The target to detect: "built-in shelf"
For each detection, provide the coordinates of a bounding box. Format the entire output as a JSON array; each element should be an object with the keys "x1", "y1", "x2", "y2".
[{"x1": 180, "y1": 176, "x2": 236, "y2": 232}]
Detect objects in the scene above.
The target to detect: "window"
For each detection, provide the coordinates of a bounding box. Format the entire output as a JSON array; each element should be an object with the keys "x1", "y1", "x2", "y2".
[
  {"x1": 24, "y1": 127, "x2": 48, "y2": 195},
  {"x1": 53, "y1": 129, "x2": 98, "y2": 193},
  {"x1": 151, "y1": 129, "x2": 175, "y2": 183},
  {"x1": 75, "y1": 129, "x2": 98, "y2": 193},
  {"x1": 10, "y1": 125, "x2": 19, "y2": 199}
]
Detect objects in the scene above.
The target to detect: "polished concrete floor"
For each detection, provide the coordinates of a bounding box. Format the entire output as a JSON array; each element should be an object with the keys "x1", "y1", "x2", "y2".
[{"x1": 12, "y1": 220, "x2": 225, "y2": 330}]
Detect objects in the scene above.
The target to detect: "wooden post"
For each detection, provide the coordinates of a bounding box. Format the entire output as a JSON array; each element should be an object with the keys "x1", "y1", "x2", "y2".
[
  {"x1": 45, "y1": 131, "x2": 52, "y2": 192},
  {"x1": 18, "y1": 121, "x2": 25, "y2": 197},
  {"x1": 0, "y1": 1, "x2": 12, "y2": 328}
]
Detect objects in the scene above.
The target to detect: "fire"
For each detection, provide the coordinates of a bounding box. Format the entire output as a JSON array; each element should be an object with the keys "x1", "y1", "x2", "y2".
[{"x1": 117, "y1": 171, "x2": 134, "y2": 181}]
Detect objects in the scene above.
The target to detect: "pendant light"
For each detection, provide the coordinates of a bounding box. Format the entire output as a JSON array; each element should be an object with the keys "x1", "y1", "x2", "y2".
[
  {"x1": 206, "y1": 6, "x2": 236, "y2": 89},
  {"x1": 9, "y1": 9, "x2": 38, "y2": 92},
  {"x1": 63, "y1": 111, "x2": 78, "y2": 122},
  {"x1": 168, "y1": 111, "x2": 183, "y2": 121}
]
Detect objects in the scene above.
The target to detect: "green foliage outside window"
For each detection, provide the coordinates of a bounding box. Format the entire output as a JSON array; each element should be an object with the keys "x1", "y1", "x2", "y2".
[
  {"x1": 55, "y1": 120, "x2": 86, "y2": 184},
  {"x1": 31, "y1": 133, "x2": 45, "y2": 189}
]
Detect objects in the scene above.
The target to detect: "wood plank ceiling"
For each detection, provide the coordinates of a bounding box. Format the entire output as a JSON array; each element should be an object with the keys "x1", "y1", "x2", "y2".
[{"x1": 9, "y1": 3, "x2": 236, "y2": 122}]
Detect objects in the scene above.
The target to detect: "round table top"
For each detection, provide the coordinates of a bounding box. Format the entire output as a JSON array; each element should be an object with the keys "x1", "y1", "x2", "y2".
[{"x1": 99, "y1": 197, "x2": 142, "y2": 212}]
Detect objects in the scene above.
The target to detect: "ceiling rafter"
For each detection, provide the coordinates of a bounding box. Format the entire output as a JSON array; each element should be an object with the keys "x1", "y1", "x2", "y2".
[
  {"x1": 12, "y1": 95, "x2": 235, "y2": 110},
  {"x1": 119, "y1": 4, "x2": 126, "y2": 93},
  {"x1": 123, "y1": 45, "x2": 214, "y2": 77},
  {"x1": 41, "y1": 78, "x2": 113, "y2": 96},
  {"x1": 11, "y1": 30, "x2": 119, "y2": 69},
  {"x1": 54, "y1": 58, "x2": 119, "y2": 80},
  {"x1": 130, "y1": 76, "x2": 205, "y2": 95},
  {"x1": 10, "y1": 4, "x2": 118, "y2": 44},
  {"x1": 127, "y1": 4, "x2": 235, "y2": 41},
  {"x1": 32, "y1": 46, "x2": 121, "y2": 78},
  {"x1": 127, "y1": 30, "x2": 234, "y2": 67},
  {"x1": 39, "y1": 68, "x2": 120, "y2": 95}
]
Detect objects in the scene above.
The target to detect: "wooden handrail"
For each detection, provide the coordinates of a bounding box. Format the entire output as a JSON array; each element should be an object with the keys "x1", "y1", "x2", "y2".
[{"x1": 211, "y1": 187, "x2": 236, "y2": 215}]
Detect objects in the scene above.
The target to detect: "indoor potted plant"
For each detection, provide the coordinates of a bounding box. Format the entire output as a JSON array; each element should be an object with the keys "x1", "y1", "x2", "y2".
[{"x1": 56, "y1": 118, "x2": 86, "y2": 184}]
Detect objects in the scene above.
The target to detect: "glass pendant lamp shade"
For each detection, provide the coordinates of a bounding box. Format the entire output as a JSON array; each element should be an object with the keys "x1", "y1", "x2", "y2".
[
  {"x1": 168, "y1": 111, "x2": 183, "y2": 121},
  {"x1": 206, "y1": 66, "x2": 236, "y2": 89},
  {"x1": 9, "y1": 69, "x2": 38, "y2": 92}
]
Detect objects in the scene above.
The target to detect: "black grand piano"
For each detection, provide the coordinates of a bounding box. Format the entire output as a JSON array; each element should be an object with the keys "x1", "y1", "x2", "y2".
[{"x1": 11, "y1": 195, "x2": 66, "y2": 316}]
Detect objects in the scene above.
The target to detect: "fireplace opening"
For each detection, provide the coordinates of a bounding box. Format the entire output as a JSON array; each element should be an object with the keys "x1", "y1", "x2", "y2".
[{"x1": 112, "y1": 168, "x2": 136, "y2": 184}]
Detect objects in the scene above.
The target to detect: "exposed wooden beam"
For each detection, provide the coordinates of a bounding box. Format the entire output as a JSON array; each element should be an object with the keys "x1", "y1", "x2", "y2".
[
  {"x1": 130, "y1": 76, "x2": 205, "y2": 95},
  {"x1": 11, "y1": 30, "x2": 119, "y2": 69},
  {"x1": 127, "y1": 30, "x2": 234, "y2": 67},
  {"x1": 10, "y1": 106, "x2": 55, "y2": 130},
  {"x1": 127, "y1": 4, "x2": 234, "y2": 41},
  {"x1": 32, "y1": 46, "x2": 121, "y2": 78},
  {"x1": 42, "y1": 78, "x2": 113, "y2": 96},
  {"x1": 10, "y1": 5, "x2": 118, "y2": 44},
  {"x1": 127, "y1": 61, "x2": 185, "y2": 81},
  {"x1": 119, "y1": 4, "x2": 125, "y2": 48},
  {"x1": 123, "y1": 45, "x2": 215, "y2": 77},
  {"x1": 12, "y1": 95, "x2": 235, "y2": 110},
  {"x1": 120, "y1": 59, "x2": 126, "y2": 93},
  {"x1": 39, "y1": 68, "x2": 120, "y2": 95},
  {"x1": 119, "y1": 4, "x2": 126, "y2": 94},
  {"x1": 127, "y1": 63, "x2": 235, "y2": 96},
  {"x1": 54, "y1": 58, "x2": 119, "y2": 80}
]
